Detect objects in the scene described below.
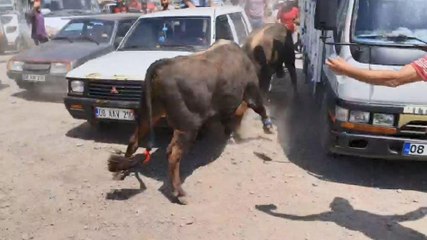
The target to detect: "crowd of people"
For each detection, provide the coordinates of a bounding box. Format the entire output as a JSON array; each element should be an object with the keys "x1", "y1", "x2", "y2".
[{"x1": 25, "y1": 0, "x2": 301, "y2": 47}]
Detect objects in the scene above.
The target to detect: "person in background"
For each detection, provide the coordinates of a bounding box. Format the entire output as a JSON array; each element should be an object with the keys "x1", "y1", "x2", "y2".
[
  {"x1": 277, "y1": 0, "x2": 300, "y2": 51},
  {"x1": 209, "y1": 0, "x2": 224, "y2": 7},
  {"x1": 160, "y1": 0, "x2": 175, "y2": 10},
  {"x1": 326, "y1": 55, "x2": 427, "y2": 87},
  {"x1": 141, "y1": 1, "x2": 149, "y2": 13},
  {"x1": 28, "y1": 0, "x2": 48, "y2": 45},
  {"x1": 128, "y1": 0, "x2": 142, "y2": 11},
  {"x1": 244, "y1": 0, "x2": 268, "y2": 30},
  {"x1": 181, "y1": 0, "x2": 207, "y2": 8}
]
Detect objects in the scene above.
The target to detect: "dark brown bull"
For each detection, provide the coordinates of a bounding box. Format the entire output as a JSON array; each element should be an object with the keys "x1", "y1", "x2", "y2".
[
  {"x1": 108, "y1": 40, "x2": 273, "y2": 204},
  {"x1": 243, "y1": 23, "x2": 297, "y2": 93}
]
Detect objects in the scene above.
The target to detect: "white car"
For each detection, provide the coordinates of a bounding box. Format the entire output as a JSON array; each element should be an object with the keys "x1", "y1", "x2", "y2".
[
  {"x1": 40, "y1": 0, "x2": 102, "y2": 37},
  {"x1": 64, "y1": 6, "x2": 252, "y2": 126}
]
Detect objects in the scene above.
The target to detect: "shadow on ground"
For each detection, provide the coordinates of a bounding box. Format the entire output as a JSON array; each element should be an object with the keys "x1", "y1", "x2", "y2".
[
  {"x1": 71, "y1": 120, "x2": 229, "y2": 202},
  {"x1": 256, "y1": 197, "x2": 427, "y2": 240},
  {"x1": 269, "y1": 68, "x2": 427, "y2": 193},
  {"x1": 12, "y1": 90, "x2": 65, "y2": 103},
  {"x1": 0, "y1": 83, "x2": 8, "y2": 91}
]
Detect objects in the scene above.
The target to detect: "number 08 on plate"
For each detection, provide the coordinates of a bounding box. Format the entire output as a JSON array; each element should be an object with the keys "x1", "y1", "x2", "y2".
[{"x1": 403, "y1": 143, "x2": 427, "y2": 156}]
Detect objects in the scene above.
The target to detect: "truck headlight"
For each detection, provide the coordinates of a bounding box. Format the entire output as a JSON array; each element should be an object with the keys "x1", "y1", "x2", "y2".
[
  {"x1": 7, "y1": 60, "x2": 24, "y2": 72},
  {"x1": 349, "y1": 111, "x2": 370, "y2": 124},
  {"x1": 373, "y1": 113, "x2": 394, "y2": 127},
  {"x1": 70, "y1": 80, "x2": 84, "y2": 93},
  {"x1": 335, "y1": 106, "x2": 349, "y2": 122},
  {"x1": 50, "y1": 62, "x2": 71, "y2": 74}
]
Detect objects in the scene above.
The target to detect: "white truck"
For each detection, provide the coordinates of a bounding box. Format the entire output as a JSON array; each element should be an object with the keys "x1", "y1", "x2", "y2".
[
  {"x1": 301, "y1": 0, "x2": 427, "y2": 160},
  {"x1": 64, "y1": 6, "x2": 252, "y2": 127}
]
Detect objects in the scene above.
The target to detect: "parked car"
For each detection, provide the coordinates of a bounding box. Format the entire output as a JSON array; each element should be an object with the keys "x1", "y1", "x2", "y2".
[
  {"x1": 40, "y1": 0, "x2": 102, "y2": 37},
  {"x1": 0, "y1": 12, "x2": 25, "y2": 52},
  {"x1": 63, "y1": 6, "x2": 252, "y2": 127},
  {"x1": 7, "y1": 14, "x2": 139, "y2": 94}
]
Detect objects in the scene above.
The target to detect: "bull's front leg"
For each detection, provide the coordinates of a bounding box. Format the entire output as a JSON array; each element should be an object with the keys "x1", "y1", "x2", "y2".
[{"x1": 167, "y1": 130, "x2": 195, "y2": 205}]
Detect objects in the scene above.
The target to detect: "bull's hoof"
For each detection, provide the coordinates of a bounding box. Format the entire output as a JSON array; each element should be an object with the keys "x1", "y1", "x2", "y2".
[
  {"x1": 262, "y1": 118, "x2": 274, "y2": 134},
  {"x1": 172, "y1": 189, "x2": 188, "y2": 205},
  {"x1": 177, "y1": 196, "x2": 189, "y2": 205}
]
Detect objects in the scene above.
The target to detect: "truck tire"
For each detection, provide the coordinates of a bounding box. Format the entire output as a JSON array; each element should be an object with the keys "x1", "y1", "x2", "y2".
[{"x1": 319, "y1": 87, "x2": 335, "y2": 157}]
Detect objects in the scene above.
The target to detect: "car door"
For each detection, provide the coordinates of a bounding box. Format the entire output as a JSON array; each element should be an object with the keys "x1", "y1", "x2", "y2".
[
  {"x1": 228, "y1": 12, "x2": 250, "y2": 45},
  {"x1": 215, "y1": 14, "x2": 234, "y2": 42},
  {"x1": 114, "y1": 19, "x2": 137, "y2": 48}
]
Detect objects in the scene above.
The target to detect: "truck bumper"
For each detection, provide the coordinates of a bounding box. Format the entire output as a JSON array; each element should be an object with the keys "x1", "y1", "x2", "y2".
[
  {"x1": 8, "y1": 71, "x2": 67, "y2": 94},
  {"x1": 64, "y1": 96, "x2": 139, "y2": 123},
  {"x1": 330, "y1": 131, "x2": 427, "y2": 161}
]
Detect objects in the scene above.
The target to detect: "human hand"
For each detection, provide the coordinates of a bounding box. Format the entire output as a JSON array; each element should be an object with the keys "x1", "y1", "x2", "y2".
[
  {"x1": 255, "y1": 204, "x2": 278, "y2": 212},
  {"x1": 325, "y1": 57, "x2": 352, "y2": 75}
]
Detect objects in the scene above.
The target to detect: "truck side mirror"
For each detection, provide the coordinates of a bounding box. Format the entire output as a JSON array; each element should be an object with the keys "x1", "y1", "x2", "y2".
[{"x1": 314, "y1": 0, "x2": 338, "y2": 30}]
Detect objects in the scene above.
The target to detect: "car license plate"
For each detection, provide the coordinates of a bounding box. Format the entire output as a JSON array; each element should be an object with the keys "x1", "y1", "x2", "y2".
[
  {"x1": 403, "y1": 143, "x2": 427, "y2": 156},
  {"x1": 95, "y1": 107, "x2": 135, "y2": 120},
  {"x1": 23, "y1": 74, "x2": 45, "y2": 82}
]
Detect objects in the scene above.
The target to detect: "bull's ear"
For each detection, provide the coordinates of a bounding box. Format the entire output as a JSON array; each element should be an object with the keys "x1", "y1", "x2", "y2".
[{"x1": 314, "y1": 0, "x2": 338, "y2": 31}]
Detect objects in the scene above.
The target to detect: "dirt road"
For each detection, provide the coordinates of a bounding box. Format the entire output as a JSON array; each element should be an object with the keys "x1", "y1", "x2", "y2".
[{"x1": 1, "y1": 53, "x2": 427, "y2": 240}]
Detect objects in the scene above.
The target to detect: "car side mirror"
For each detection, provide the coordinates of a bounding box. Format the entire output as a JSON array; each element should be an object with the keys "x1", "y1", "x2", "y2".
[
  {"x1": 114, "y1": 37, "x2": 124, "y2": 48},
  {"x1": 314, "y1": 0, "x2": 338, "y2": 30}
]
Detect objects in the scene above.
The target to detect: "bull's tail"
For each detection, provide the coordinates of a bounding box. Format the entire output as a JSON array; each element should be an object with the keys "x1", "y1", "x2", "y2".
[
  {"x1": 108, "y1": 154, "x2": 139, "y2": 172},
  {"x1": 144, "y1": 60, "x2": 164, "y2": 152}
]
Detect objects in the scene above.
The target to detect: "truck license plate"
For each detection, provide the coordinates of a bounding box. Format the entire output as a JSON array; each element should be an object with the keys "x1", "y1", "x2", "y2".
[
  {"x1": 23, "y1": 74, "x2": 45, "y2": 82},
  {"x1": 95, "y1": 107, "x2": 135, "y2": 121},
  {"x1": 403, "y1": 143, "x2": 427, "y2": 156}
]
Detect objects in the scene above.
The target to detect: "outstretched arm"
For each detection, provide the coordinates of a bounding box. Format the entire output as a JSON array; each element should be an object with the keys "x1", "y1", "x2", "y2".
[
  {"x1": 391, "y1": 207, "x2": 427, "y2": 222},
  {"x1": 326, "y1": 57, "x2": 423, "y2": 87},
  {"x1": 255, "y1": 204, "x2": 329, "y2": 221}
]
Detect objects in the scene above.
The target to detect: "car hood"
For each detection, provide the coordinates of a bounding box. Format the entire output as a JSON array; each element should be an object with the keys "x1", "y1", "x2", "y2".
[
  {"x1": 67, "y1": 50, "x2": 193, "y2": 80},
  {"x1": 13, "y1": 41, "x2": 111, "y2": 63}
]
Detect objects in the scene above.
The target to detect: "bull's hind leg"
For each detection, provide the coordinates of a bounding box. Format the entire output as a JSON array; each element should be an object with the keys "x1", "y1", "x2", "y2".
[
  {"x1": 125, "y1": 112, "x2": 163, "y2": 158},
  {"x1": 245, "y1": 84, "x2": 273, "y2": 134},
  {"x1": 167, "y1": 129, "x2": 196, "y2": 205}
]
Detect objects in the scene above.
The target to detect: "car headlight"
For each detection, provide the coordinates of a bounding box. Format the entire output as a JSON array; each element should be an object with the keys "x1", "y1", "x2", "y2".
[
  {"x1": 335, "y1": 106, "x2": 349, "y2": 122},
  {"x1": 349, "y1": 110, "x2": 370, "y2": 124},
  {"x1": 373, "y1": 113, "x2": 394, "y2": 127},
  {"x1": 51, "y1": 62, "x2": 71, "y2": 74},
  {"x1": 7, "y1": 60, "x2": 24, "y2": 72},
  {"x1": 70, "y1": 80, "x2": 84, "y2": 93}
]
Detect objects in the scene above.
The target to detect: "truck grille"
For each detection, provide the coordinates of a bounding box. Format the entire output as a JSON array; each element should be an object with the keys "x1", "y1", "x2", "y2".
[
  {"x1": 23, "y1": 63, "x2": 51, "y2": 74},
  {"x1": 399, "y1": 121, "x2": 427, "y2": 139},
  {"x1": 87, "y1": 80, "x2": 142, "y2": 101}
]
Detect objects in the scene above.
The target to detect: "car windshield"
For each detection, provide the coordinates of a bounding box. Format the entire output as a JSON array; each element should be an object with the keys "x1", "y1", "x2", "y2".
[
  {"x1": 120, "y1": 17, "x2": 211, "y2": 51},
  {"x1": 352, "y1": 0, "x2": 427, "y2": 45},
  {"x1": 54, "y1": 19, "x2": 114, "y2": 43},
  {"x1": 42, "y1": 0, "x2": 100, "y2": 15}
]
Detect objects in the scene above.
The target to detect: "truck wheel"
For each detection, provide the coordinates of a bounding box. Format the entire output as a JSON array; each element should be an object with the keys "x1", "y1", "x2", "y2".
[{"x1": 319, "y1": 89, "x2": 335, "y2": 156}]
